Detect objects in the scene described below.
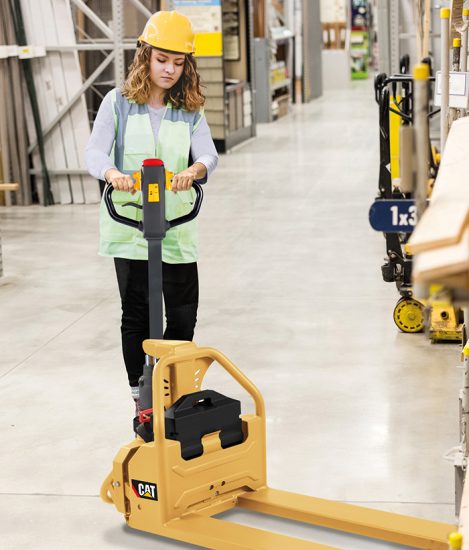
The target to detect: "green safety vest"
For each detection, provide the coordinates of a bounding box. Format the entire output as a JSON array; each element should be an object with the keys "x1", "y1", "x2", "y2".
[{"x1": 98, "y1": 89, "x2": 204, "y2": 263}]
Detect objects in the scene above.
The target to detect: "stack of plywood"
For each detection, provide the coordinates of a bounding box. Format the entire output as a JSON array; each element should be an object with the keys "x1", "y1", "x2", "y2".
[
  {"x1": 408, "y1": 114, "x2": 469, "y2": 546},
  {"x1": 407, "y1": 116, "x2": 469, "y2": 291},
  {"x1": 20, "y1": 0, "x2": 100, "y2": 204},
  {"x1": 0, "y1": 3, "x2": 30, "y2": 206}
]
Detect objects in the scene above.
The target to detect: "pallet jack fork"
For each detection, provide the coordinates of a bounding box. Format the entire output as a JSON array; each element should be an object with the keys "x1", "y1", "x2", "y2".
[{"x1": 101, "y1": 160, "x2": 456, "y2": 549}]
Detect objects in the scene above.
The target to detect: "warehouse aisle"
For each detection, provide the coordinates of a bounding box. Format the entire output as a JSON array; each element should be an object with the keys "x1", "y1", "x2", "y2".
[{"x1": 0, "y1": 81, "x2": 460, "y2": 549}]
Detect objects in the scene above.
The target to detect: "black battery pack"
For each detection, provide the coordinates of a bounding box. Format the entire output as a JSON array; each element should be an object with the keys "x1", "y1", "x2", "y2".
[{"x1": 165, "y1": 390, "x2": 244, "y2": 460}]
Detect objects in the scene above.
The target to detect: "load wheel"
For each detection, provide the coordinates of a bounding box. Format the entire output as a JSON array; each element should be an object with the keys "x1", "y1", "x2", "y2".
[{"x1": 393, "y1": 298, "x2": 424, "y2": 333}]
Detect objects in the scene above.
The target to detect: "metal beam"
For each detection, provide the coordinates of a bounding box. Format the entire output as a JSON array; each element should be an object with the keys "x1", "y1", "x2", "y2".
[
  {"x1": 441, "y1": 8, "x2": 450, "y2": 152},
  {"x1": 112, "y1": 0, "x2": 125, "y2": 87},
  {"x1": 28, "y1": 51, "x2": 115, "y2": 153},
  {"x1": 377, "y1": 0, "x2": 391, "y2": 74},
  {"x1": 390, "y1": 0, "x2": 400, "y2": 74},
  {"x1": 127, "y1": 0, "x2": 153, "y2": 18},
  {"x1": 46, "y1": 43, "x2": 136, "y2": 51},
  {"x1": 29, "y1": 169, "x2": 89, "y2": 176},
  {"x1": 70, "y1": 0, "x2": 114, "y2": 40}
]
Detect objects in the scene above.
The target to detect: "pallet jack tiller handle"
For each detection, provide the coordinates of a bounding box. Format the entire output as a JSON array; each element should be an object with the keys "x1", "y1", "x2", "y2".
[
  {"x1": 168, "y1": 182, "x2": 203, "y2": 229},
  {"x1": 103, "y1": 160, "x2": 203, "y2": 340},
  {"x1": 103, "y1": 177, "x2": 203, "y2": 232}
]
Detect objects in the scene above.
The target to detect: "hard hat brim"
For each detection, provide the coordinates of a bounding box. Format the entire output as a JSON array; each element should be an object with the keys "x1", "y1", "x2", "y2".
[{"x1": 137, "y1": 36, "x2": 195, "y2": 55}]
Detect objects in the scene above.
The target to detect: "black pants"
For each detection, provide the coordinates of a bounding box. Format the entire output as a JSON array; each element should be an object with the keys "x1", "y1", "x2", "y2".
[{"x1": 114, "y1": 258, "x2": 198, "y2": 387}]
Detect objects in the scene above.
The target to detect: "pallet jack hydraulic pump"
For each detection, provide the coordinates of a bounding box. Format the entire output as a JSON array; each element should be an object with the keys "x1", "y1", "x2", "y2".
[{"x1": 101, "y1": 159, "x2": 456, "y2": 549}]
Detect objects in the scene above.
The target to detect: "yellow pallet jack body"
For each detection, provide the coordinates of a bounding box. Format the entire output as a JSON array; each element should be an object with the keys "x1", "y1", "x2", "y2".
[
  {"x1": 428, "y1": 302, "x2": 463, "y2": 342},
  {"x1": 101, "y1": 340, "x2": 455, "y2": 549},
  {"x1": 393, "y1": 274, "x2": 463, "y2": 340},
  {"x1": 393, "y1": 295, "x2": 463, "y2": 341},
  {"x1": 426, "y1": 286, "x2": 464, "y2": 342}
]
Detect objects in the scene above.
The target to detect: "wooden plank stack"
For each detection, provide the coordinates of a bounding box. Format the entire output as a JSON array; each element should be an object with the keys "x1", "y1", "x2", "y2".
[
  {"x1": 407, "y1": 91, "x2": 469, "y2": 548},
  {"x1": 20, "y1": 0, "x2": 100, "y2": 204},
  {"x1": 407, "y1": 116, "x2": 469, "y2": 291}
]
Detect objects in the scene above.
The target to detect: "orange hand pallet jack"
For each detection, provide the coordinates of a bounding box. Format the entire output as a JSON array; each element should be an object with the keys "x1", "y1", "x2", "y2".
[
  {"x1": 101, "y1": 339, "x2": 456, "y2": 550},
  {"x1": 101, "y1": 160, "x2": 457, "y2": 549}
]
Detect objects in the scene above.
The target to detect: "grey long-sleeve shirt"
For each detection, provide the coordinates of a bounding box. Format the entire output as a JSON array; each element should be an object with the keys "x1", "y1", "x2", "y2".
[{"x1": 85, "y1": 90, "x2": 219, "y2": 181}]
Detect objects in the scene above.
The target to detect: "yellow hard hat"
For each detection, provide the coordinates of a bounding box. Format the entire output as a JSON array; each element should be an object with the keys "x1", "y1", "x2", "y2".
[{"x1": 138, "y1": 11, "x2": 195, "y2": 54}]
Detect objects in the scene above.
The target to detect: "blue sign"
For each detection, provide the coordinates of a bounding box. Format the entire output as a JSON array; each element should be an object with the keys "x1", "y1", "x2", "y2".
[{"x1": 369, "y1": 200, "x2": 416, "y2": 233}]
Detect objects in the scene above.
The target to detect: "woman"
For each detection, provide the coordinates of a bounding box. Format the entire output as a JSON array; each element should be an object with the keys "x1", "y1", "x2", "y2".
[{"x1": 85, "y1": 11, "x2": 218, "y2": 413}]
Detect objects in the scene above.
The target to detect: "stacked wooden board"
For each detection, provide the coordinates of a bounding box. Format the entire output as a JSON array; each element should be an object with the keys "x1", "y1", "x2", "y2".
[
  {"x1": 0, "y1": 3, "x2": 30, "y2": 206},
  {"x1": 20, "y1": 0, "x2": 99, "y2": 204},
  {"x1": 407, "y1": 116, "x2": 469, "y2": 291},
  {"x1": 403, "y1": 91, "x2": 469, "y2": 548}
]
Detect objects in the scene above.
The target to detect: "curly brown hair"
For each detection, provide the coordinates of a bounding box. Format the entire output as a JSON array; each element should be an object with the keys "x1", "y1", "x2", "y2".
[{"x1": 121, "y1": 44, "x2": 205, "y2": 111}]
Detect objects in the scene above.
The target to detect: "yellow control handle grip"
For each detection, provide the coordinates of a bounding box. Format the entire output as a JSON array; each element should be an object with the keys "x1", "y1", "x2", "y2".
[{"x1": 132, "y1": 170, "x2": 174, "y2": 191}]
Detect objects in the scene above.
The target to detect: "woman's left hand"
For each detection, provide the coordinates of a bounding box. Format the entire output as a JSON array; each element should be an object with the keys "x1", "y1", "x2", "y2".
[{"x1": 171, "y1": 167, "x2": 197, "y2": 192}]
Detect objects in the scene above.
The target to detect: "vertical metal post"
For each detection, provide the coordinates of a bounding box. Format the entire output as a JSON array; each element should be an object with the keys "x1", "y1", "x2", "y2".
[
  {"x1": 377, "y1": 0, "x2": 391, "y2": 74},
  {"x1": 462, "y1": 9, "x2": 469, "y2": 72},
  {"x1": 462, "y1": 9, "x2": 469, "y2": 120},
  {"x1": 441, "y1": 8, "x2": 451, "y2": 152},
  {"x1": 453, "y1": 38, "x2": 462, "y2": 71},
  {"x1": 390, "y1": 0, "x2": 400, "y2": 75},
  {"x1": 450, "y1": 37, "x2": 462, "y2": 124},
  {"x1": 413, "y1": 63, "x2": 429, "y2": 223},
  {"x1": 112, "y1": 0, "x2": 125, "y2": 87},
  {"x1": 463, "y1": 315, "x2": 469, "y2": 451},
  {"x1": 422, "y1": 0, "x2": 431, "y2": 60},
  {"x1": 458, "y1": 337, "x2": 469, "y2": 515}
]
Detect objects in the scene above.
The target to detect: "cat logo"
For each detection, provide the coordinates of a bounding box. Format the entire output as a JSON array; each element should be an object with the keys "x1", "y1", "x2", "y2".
[{"x1": 131, "y1": 479, "x2": 158, "y2": 501}]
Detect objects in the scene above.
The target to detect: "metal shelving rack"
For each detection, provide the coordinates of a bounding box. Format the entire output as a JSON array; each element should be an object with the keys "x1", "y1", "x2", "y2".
[
  {"x1": 377, "y1": 0, "x2": 442, "y2": 76},
  {"x1": 3, "y1": 0, "x2": 255, "y2": 210},
  {"x1": 14, "y1": 0, "x2": 157, "y2": 185},
  {"x1": 163, "y1": 0, "x2": 257, "y2": 152},
  {"x1": 300, "y1": 0, "x2": 322, "y2": 103},
  {"x1": 221, "y1": 0, "x2": 257, "y2": 152},
  {"x1": 215, "y1": 0, "x2": 257, "y2": 152},
  {"x1": 253, "y1": 0, "x2": 296, "y2": 123}
]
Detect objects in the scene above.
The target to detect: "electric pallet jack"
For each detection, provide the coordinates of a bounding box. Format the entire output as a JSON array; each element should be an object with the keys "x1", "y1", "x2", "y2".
[
  {"x1": 373, "y1": 63, "x2": 463, "y2": 342},
  {"x1": 101, "y1": 160, "x2": 456, "y2": 549}
]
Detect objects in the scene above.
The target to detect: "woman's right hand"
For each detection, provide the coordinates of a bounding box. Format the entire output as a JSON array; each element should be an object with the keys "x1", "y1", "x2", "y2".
[{"x1": 105, "y1": 168, "x2": 136, "y2": 194}]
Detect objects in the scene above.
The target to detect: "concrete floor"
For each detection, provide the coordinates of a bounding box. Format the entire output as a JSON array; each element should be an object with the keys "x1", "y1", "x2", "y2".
[{"x1": 0, "y1": 81, "x2": 462, "y2": 549}]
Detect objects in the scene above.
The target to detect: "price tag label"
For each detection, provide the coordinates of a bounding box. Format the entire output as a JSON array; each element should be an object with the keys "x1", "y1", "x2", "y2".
[
  {"x1": 434, "y1": 70, "x2": 469, "y2": 108},
  {"x1": 369, "y1": 200, "x2": 416, "y2": 233}
]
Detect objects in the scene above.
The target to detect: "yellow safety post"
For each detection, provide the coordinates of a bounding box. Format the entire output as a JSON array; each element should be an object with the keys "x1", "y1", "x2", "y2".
[
  {"x1": 413, "y1": 63, "x2": 430, "y2": 222},
  {"x1": 389, "y1": 95, "x2": 402, "y2": 181},
  {"x1": 448, "y1": 531, "x2": 463, "y2": 549},
  {"x1": 463, "y1": 9, "x2": 469, "y2": 72},
  {"x1": 441, "y1": 8, "x2": 451, "y2": 151},
  {"x1": 453, "y1": 38, "x2": 462, "y2": 73}
]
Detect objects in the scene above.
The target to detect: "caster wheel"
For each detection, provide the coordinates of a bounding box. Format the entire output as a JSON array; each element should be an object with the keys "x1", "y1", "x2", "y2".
[{"x1": 393, "y1": 298, "x2": 424, "y2": 333}]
